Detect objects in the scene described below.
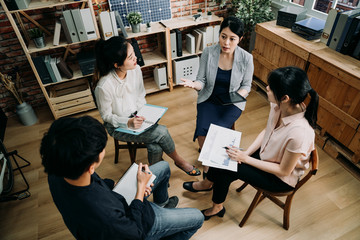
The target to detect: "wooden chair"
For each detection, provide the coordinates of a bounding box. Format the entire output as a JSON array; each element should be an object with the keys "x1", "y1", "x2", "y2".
[
  {"x1": 236, "y1": 148, "x2": 319, "y2": 230},
  {"x1": 113, "y1": 139, "x2": 146, "y2": 164}
]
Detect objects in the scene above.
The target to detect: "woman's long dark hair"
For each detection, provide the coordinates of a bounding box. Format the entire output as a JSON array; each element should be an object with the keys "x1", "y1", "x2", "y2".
[
  {"x1": 93, "y1": 36, "x2": 129, "y2": 88},
  {"x1": 267, "y1": 66, "x2": 319, "y2": 128}
]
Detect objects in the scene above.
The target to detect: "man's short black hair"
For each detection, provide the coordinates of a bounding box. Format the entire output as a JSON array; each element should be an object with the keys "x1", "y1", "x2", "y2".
[{"x1": 40, "y1": 116, "x2": 108, "y2": 180}]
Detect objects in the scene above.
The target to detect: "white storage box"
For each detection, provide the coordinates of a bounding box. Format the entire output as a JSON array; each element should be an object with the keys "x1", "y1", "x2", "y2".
[{"x1": 172, "y1": 55, "x2": 200, "y2": 85}]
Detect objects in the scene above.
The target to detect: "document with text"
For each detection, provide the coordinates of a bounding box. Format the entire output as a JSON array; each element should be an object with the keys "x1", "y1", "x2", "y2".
[{"x1": 199, "y1": 124, "x2": 241, "y2": 172}]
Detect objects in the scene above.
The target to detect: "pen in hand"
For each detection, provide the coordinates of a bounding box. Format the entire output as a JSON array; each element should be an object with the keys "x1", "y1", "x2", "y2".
[{"x1": 223, "y1": 146, "x2": 244, "y2": 150}]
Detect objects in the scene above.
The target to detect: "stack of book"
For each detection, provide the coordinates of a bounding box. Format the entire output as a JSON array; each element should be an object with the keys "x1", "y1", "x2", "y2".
[
  {"x1": 56, "y1": 8, "x2": 97, "y2": 45},
  {"x1": 32, "y1": 56, "x2": 73, "y2": 84},
  {"x1": 322, "y1": 8, "x2": 360, "y2": 59}
]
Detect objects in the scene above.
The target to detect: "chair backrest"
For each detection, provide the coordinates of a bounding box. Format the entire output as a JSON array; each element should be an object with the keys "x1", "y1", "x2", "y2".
[{"x1": 294, "y1": 148, "x2": 319, "y2": 191}]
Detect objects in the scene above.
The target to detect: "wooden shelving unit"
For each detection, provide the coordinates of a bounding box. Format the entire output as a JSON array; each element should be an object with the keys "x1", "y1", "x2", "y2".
[{"x1": 1, "y1": 0, "x2": 100, "y2": 119}]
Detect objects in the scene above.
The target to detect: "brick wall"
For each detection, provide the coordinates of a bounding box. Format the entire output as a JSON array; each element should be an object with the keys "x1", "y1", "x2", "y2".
[{"x1": 0, "y1": 0, "x2": 231, "y2": 118}]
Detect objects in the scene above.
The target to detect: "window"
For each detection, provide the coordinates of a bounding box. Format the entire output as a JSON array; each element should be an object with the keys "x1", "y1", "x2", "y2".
[{"x1": 272, "y1": 0, "x2": 360, "y2": 19}]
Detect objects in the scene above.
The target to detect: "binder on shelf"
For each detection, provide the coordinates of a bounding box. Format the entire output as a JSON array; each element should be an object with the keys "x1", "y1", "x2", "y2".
[
  {"x1": 110, "y1": 11, "x2": 119, "y2": 37},
  {"x1": 63, "y1": 10, "x2": 80, "y2": 43},
  {"x1": 4, "y1": 0, "x2": 18, "y2": 11},
  {"x1": 50, "y1": 57, "x2": 62, "y2": 82},
  {"x1": 174, "y1": 29, "x2": 182, "y2": 57},
  {"x1": 340, "y1": 16, "x2": 360, "y2": 55},
  {"x1": 131, "y1": 38, "x2": 145, "y2": 66},
  {"x1": 14, "y1": 0, "x2": 30, "y2": 9},
  {"x1": 56, "y1": 58, "x2": 73, "y2": 79},
  {"x1": 198, "y1": 29, "x2": 207, "y2": 50},
  {"x1": 320, "y1": 8, "x2": 339, "y2": 44},
  {"x1": 53, "y1": 19, "x2": 62, "y2": 46},
  {"x1": 352, "y1": 39, "x2": 360, "y2": 59},
  {"x1": 213, "y1": 25, "x2": 220, "y2": 45},
  {"x1": 44, "y1": 55, "x2": 57, "y2": 83},
  {"x1": 328, "y1": 9, "x2": 360, "y2": 49},
  {"x1": 115, "y1": 11, "x2": 128, "y2": 38},
  {"x1": 32, "y1": 56, "x2": 53, "y2": 84},
  {"x1": 186, "y1": 33, "x2": 195, "y2": 54},
  {"x1": 170, "y1": 31, "x2": 177, "y2": 58},
  {"x1": 201, "y1": 26, "x2": 214, "y2": 47},
  {"x1": 153, "y1": 66, "x2": 168, "y2": 90},
  {"x1": 99, "y1": 11, "x2": 114, "y2": 40},
  {"x1": 60, "y1": 17, "x2": 72, "y2": 44},
  {"x1": 336, "y1": 12, "x2": 360, "y2": 52},
  {"x1": 192, "y1": 29, "x2": 202, "y2": 53},
  {"x1": 71, "y1": 9, "x2": 88, "y2": 42},
  {"x1": 80, "y1": 8, "x2": 97, "y2": 40}
]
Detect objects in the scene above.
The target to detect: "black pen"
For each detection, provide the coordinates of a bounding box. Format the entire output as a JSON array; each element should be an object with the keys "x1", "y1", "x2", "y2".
[{"x1": 223, "y1": 146, "x2": 243, "y2": 150}]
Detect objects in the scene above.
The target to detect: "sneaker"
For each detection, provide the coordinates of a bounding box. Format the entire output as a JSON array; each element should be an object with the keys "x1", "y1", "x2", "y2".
[{"x1": 164, "y1": 196, "x2": 179, "y2": 208}]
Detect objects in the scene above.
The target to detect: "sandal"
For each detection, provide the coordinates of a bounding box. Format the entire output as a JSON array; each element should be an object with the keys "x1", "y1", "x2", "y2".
[{"x1": 175, "y1": 163, "x2": 201, "y2": 176}]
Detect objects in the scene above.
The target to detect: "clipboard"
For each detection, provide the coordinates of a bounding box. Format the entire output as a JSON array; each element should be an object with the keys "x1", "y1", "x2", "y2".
[{"x1": 215, "y1": 92, "x2": 247, "y2": 105}]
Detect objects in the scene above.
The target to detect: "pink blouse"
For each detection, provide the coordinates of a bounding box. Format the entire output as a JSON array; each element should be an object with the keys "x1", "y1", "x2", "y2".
[{"x1": 260, "y1": 103, "x2": 315, "y2": 187}]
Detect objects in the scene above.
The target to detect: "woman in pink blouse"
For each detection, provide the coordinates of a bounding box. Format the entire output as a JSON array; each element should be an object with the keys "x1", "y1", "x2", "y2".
[{"x1": 183, "y1": 66, "x2": 319, "y2": 220}]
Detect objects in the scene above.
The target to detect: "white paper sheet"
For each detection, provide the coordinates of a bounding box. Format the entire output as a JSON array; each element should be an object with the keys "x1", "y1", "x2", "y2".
[{"x1": 199, "y1": 124, "x2": 241, "y2": 172}]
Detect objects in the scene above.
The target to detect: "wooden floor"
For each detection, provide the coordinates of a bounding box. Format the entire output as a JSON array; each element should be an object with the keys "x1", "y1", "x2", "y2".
[{"x1": 1, "y1": 87, "x2": 360, "y2": 240}]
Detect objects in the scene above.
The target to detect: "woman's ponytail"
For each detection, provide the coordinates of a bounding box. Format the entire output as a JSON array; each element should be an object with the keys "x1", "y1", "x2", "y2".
[{"x1": 304, "y1": 88, "x2": 319, "y2": 129}]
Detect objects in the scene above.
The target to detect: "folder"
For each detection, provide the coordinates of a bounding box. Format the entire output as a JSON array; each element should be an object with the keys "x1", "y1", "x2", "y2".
[
  {"x1": 60, "y1": 17, "x2": 72, "y2": 44},
  {"x1": 186, "y1": 33, "x2": 195, "y2": 54},
  {"x1": 201, "y1": 26, "x2": 214, "y2": 47},
  {"x1": 14, "y1": 0, "x2": 30, "y2": 9},
  {"x1": 115, "y1": 10, "x2": 128, "y2": 38},
  {"x1": 213, "y1": 25, "x2": 220, "y2": 45},
  {"x1": 336, "y1": 12, "x2": 360, "y2": 52},
  {"x1": 170, "y1": 31, "x2": 177, "y2": 58},
  {"x1": 320, "y1": 9, "x2": 339, "y2": 44},
  {"x1": 32, "y1": 56, "x2": 53, "y2": 84},
  {"x1": 340, "y1": 16, "x2": 360, "y2": 55},
  {"x1": 63, "y1": 10, "x2": 80, "y2": 43},
  {"x1": 43, "y1": 55, "x2": 57, "y2": 83},
  {"x1": 198, "y1": 29, "x2": 207, "y2": 50},
  {"x1": 56, "y1": 57, "x2": 73, "y2": 79},
  {"x1": 328, "y1": 9, "x2": 360, "y2": 49},
  {"x1": 80, "y1": 8, "x2": 97, "y2": 40},
  {"x1": 99, "y1": 11, "x2": 114, "y2": 40},
  {"x1": 110, "y1": 11, "x2": 119, "y2": 37},
  {"x1": 50, "y1": 57, "x2": 62, "y2": 82},
  {"x1": 131, "y1": 38, "x2": 145, "y2": 66},
  {"x1": 4, "y1": 0, "x2": 18, "y2": 11},
  {"x1": 174, "y1": 29, "x2": 182, "y2": 57},
  {"x1": 153, "y1": 66, "x2": 168, "y2": 90},
  {"x1": 53, "y1": 19, "x2": 61, "y2": 46},
  {"x1": 192, "y1": 30, "x2": 202, "y2": 53},
  {"x1": 70, "y1": 9, "x2": 88, "y2": 42}
]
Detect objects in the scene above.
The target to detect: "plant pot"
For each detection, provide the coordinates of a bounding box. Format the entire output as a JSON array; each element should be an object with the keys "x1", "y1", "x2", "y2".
[
  {"x1": 16, "y1": 102, "x2": 38, "y2": 126},
  {"x1": 146, "y1": 27, "x2": 151, "y2": 32},
  {"x1": 33, "y1": 36, "x2": 46, "y2": 48},
  {"x1": 207, "y1": 15, "x2": 212, "y2": 20},
  {"x1": 131, "y1": 23, "x2": 140, "y2": 33}
]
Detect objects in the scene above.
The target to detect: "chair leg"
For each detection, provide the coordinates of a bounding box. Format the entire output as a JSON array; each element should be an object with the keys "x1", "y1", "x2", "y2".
[
  {"x1": 283, "y1": 194, "x2": 295, "y2": 230},
  {"x1": 127, "y1": 142, "x2": 136, "y2": 164},
  {"x1": 239, "y1": 190, "x2": 263, "y2": 227},
  {"x1": 114, "y1": 139, "x2": 119, "y2": 164},
  {"x1": 236, "y1": 182, "x2": 248, "y2": 192}
]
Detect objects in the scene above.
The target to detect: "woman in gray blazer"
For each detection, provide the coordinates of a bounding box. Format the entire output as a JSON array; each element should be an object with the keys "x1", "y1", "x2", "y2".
[{"x1": 180, "y1": 16, "x2": 254, "y2": 177}]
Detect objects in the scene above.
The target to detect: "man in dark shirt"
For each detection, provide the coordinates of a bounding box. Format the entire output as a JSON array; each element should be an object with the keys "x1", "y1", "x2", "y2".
[{"x1": 41, "y1": 116, "x2": 203, "y2": 239}]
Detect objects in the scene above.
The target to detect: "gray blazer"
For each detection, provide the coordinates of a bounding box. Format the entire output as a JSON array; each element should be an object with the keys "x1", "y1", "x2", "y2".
[{"x1": 195, "y1": 44, "x2": 254, "y2": 110}]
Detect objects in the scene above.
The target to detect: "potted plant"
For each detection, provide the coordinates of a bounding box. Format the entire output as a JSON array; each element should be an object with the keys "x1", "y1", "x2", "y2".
[
  {"x1": 146, "y1": 22, "x2": 151, "y2": 32},
  {"x1": 28, "y1": 28, "x2": 45, "y2": 48},
  {"x1": 232, "y1": 0, "x2": 274, "y2": 51},
  {"x1": 0, "y1": 70, "x2": 38, "y2": 126},
  {"x1": 126, "y1": 12, "x2": 142, "y2": 33},
  {"x1": 207, "y1": 11, "x2": 213, "y2": 20}
]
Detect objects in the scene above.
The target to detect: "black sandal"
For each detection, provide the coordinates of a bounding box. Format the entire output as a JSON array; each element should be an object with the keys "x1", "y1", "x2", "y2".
[{"x1": 176, "y1": 164, "x2": 201, "y2": 176}]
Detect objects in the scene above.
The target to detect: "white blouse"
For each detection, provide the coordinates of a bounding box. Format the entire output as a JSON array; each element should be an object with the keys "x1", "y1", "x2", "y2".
[{"x1": 94, "y1": 65, "x2": 146, "y2": 128}]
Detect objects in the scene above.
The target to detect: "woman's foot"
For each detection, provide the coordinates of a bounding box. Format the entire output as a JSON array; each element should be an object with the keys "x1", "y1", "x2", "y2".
[
  {"x1": 183, "y1": 180, "x2": 212, "y2": 192},
  {"x1": 201, "y1": 207, "x2": 226, "y2": 221},
  {"x1": 175, "y1": 162, "x2": 201, "y2": 176}
]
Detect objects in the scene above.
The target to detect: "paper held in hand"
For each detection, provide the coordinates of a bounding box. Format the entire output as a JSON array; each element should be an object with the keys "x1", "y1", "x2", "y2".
[
  {"x1": 113, "y1": 163, "x2": 156, "y2": 205},
  {"x1": 115, "y1": 104, "x2": 168, "y2": 135},
  {"x1": 198, "y1": 124, "x2": 241, "y2": 172}
]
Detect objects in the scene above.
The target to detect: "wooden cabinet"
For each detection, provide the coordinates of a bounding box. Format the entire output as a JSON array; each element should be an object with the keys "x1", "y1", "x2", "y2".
[
  {"x1": 252, "y1": 20, "x2": 360, "y2": 164},
  {"x1": 1, "y1": 0, "x2": 99, "y2": 119}
]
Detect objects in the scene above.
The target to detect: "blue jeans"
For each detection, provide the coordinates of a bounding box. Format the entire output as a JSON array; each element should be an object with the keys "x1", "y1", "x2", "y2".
[{"x1": 147, "y1": 161, "x2": 204, "y2": 240}]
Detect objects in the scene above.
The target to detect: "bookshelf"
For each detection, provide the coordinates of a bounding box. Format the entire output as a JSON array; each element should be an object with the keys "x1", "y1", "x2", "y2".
[{"x1": 1, "y1": 0, "x2": 100, "y2": 119}]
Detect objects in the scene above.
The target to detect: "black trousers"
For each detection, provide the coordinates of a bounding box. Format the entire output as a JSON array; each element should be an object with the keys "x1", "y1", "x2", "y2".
[{"x1": 206, "y1": 149, "x2": 294, "y2": 204}]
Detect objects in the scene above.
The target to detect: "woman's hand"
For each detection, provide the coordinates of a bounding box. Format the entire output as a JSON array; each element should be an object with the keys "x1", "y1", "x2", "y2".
[
  {"x1": 226, "y1": 146, "x2": 249, "y2": 164},
  {"x1": 179, "y1": 78, "x2": 196, "y2": 88},
  {"x1": 128, "y1": 116, "x2": 145, "y2": 129}
]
